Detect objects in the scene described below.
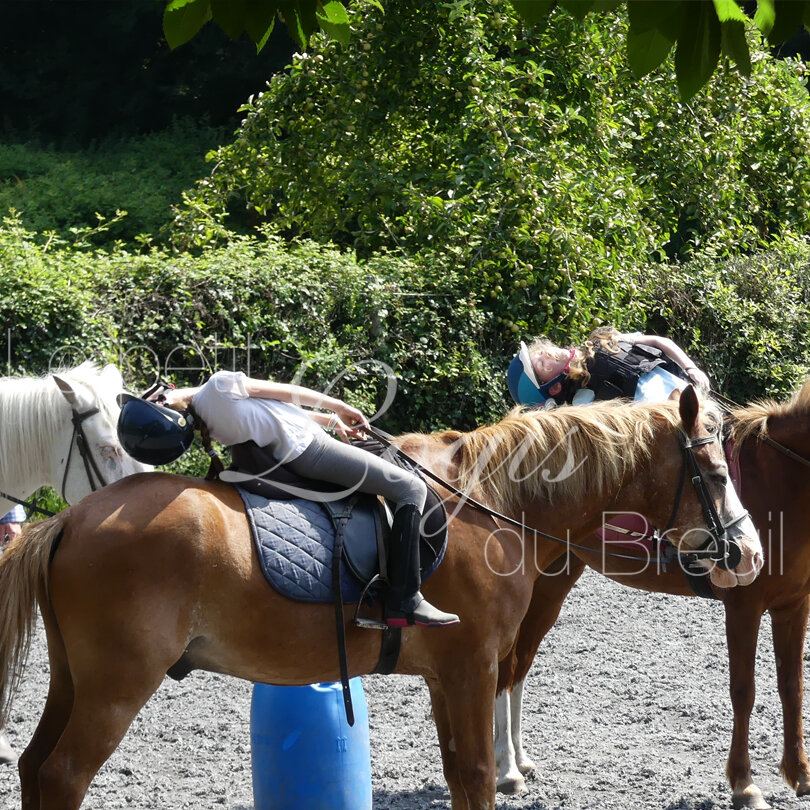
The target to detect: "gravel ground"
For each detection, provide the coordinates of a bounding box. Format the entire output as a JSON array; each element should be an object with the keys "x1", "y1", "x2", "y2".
[{"x1": 0, "y1": 569, "x2": 805, "y2": 810}]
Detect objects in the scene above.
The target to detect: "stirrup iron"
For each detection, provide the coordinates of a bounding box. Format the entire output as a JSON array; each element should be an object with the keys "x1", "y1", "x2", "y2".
[{"x1": 353, "y1": 574, "x2": 388, "y2": 630}]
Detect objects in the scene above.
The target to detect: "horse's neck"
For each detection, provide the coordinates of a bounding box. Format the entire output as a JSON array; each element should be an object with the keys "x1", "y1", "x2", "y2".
[{"x1": 0, "y1": 378, "x2": 63, "y2": 497}]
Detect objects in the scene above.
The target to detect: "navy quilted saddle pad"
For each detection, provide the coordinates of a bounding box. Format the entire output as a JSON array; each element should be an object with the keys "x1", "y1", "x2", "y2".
[{"x1": 235, "y1": 485, "x2": 447, "y2": 605}]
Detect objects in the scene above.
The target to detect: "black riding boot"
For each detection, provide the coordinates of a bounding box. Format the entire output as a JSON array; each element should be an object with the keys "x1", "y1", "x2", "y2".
[{"x1": 385, "y1": 504, "x2": 460, "y2": 628}]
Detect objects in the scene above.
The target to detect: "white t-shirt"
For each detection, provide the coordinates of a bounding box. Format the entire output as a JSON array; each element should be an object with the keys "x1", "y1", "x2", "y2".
[{"x1": 191, "y1": 370, "x2": 320, "y2": 461}]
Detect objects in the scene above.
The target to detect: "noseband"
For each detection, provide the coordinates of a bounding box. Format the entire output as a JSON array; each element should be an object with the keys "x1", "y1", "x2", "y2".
[
  {"x1": 663, "y1": 430, "x2": 747, "y2": 571},
  {"x1": 60, "y1": 406, "x2": 109, "y2": 500}
]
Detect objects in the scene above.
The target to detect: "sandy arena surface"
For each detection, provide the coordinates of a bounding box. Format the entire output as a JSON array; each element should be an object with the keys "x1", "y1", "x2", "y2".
[{"x1": 0, "y1": 568, "x2": 805, "y2": 809}]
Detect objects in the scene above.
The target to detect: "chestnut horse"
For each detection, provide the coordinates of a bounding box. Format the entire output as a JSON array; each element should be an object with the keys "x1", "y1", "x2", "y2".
[
  {"x1": 0, "y1": 391, "x2": 762, "y2": 810},
  {"x1": 495, "y1": 380, "x2": 810, "y2": 809}
]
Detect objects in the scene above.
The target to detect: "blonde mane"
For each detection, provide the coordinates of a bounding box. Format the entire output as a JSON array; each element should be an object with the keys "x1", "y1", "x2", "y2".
[
  {"x1": 0, "y1": 362, "x2": 119, "y2": 485},
  {"x1": 730, "y1": 379, "x2": 810, "y2": 444},
  {"x1": 427, "y1": 398, "x2": 721, "y2": 513}
]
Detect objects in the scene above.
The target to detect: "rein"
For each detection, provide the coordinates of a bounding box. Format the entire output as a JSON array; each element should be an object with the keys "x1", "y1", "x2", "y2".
[
  {"x1": 0, "y1": 489, "x2": 56, "y2": 518},
  {"x1": 364, "y1": 424, "x2": 737, "y2": 567}
]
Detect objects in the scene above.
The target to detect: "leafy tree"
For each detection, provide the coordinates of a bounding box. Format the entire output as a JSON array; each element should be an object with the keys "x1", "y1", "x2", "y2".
[
  {"x1": 174, "y1": 1, "x2": 810, "y2": 343},
  {"x1": 162, "y1": 0, "x2": 810, "y2": 99}
]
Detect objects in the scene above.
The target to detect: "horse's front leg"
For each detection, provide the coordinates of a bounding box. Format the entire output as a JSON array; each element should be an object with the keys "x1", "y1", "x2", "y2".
[
  {"x1": 770, "y1": 595, "x2": 810, "y2": 796},
  {"x1": 437, "y1": 660, "x2": 498, "y2": 810},
  {"x1": 426, "y1": 677, "x2": 468, "y2": 810},
  {"x1": 725, "y1": 597, "x2": 768, "y2": 810},
  {"x1": 510, "y1": 679, "x2": 536, "y2": 776},
  {"x1": 497, "y1": 555, "x2": 583, "y2": 794},
  {"x1": 494, "y1": 688, "x2": 526, "y2": 795}
]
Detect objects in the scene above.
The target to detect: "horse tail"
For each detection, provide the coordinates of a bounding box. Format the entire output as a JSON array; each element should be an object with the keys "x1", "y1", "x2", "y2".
[{"x1": 0, "y1": 513, "x2": 65, "y2": 721}]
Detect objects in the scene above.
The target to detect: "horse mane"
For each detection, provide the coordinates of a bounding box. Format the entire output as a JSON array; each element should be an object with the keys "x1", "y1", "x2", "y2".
[
  {"x1": 730, "y1": 379, "x2": 810, "y2": 444},
  {"x1": 424, "y1": 398, "x2": 720, "y2": 513},
  {"x1": 0, "y1": 362, "x2": 118, "y2": 485}
]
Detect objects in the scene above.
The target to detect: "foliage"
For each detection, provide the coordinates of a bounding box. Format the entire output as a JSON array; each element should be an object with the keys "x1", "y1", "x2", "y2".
[
  {"x1": 0, "y1": 121, "x2": 225, "y2": 246},
  {"x1": 174, "y1": 2, "x2": 810, "y2": 346},
  {"x1": 26, "y1": 488, "x2": 67, "y2": 523},
  {"x1": 0, "y1": 216, "x2": 107, "y2": 371},
  {"x1": 4, "y1": 218, "x2": 810, "y2": 476},
  {"x1": 161, "y1": 0, "x2": 809, "y2": 99},
  {"x1": 163, "y1": 0, "x2": 352, "y2": 51},
  {"x1": 0, "y1": 217, "x2": 502, "y2": 434},
  {"x1": 634, "y1": 237, "x2": 810, "y2": 402}
]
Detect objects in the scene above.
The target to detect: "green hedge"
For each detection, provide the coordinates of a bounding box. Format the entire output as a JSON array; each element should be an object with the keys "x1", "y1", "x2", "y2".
[
  {"x1": 634, "y1": 237, "x2": 810, "y2": 403},
  {"x1": 4, "y1": 214, "x2": 810, "y2": 428},
  {"x1": 0, "y1": 217, "x2": 502, "y2": 434}
]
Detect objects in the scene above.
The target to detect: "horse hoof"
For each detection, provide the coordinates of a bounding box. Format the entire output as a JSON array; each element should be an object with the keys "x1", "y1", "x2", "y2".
[
  {"x1": 0, "y1": 734, "x2": 18, "y2": 766},
  {"x1": 797, "y1": 786, "x2": 810, "y2": 798},
  {"x1": 497, "y1": 775, "x2": 527, "y2": 795},
  {"x1": 731, "y1": 787, "x2": 770, "y2": 810},
  {"x1": 518, "y1": 758, "x2": 537, "y2": 776}
]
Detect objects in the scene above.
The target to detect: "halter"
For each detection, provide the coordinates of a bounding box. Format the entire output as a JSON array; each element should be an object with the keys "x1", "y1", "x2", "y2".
[
  {"x1": 60, "y1": 405, "x2": 109, "y2": 500},
  {"x1": 658, "y1": 430, "x2": 746, "y2": 570}
]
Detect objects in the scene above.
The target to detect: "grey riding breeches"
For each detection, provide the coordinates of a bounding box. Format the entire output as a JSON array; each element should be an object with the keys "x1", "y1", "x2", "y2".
[{"x1": 286, "y1": 431, "x2": 427, "y2": 512}]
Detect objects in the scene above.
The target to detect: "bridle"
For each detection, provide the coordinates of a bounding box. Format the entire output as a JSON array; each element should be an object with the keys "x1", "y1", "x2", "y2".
[
  {"x1": 0, "y1": 401, "x2": 109, "y2": 519},
  {"x1": 60, "y1": 405, "x2": 109, "y2": 501},
  {"x1": 661, "y1": 429, "x2": 746, "y2": 571}
]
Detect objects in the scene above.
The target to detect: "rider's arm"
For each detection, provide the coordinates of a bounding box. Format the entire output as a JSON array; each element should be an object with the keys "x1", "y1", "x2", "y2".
[
  {"x1": 617, "y1": 333, "x2": 710, "y2": 390},
  {"x1": 242, "y1": 377, "x2": 370, "y2": 430}
]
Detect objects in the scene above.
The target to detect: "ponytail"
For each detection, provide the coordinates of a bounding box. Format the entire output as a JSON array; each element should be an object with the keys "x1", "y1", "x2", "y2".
[{"x1": 187, "y1": 405, "x2": 225, "y2": 481}]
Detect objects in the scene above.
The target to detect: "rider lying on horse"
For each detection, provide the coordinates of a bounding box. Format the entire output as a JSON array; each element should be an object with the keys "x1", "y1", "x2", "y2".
[
  {"x1": 508, "y1": 326, "x2": 710, "y2": 407},
  {"x1": 117, "y1": 370, "x2": 459, "y2": 629}
]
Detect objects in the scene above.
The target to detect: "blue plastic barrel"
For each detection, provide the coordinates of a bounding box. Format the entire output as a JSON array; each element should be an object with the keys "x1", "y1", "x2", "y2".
[{"x1": 250, "y1": 679, "x2": 372, "y2": 810}]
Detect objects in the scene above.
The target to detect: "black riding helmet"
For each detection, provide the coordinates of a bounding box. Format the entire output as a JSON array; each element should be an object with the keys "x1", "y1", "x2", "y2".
[{"x1": 116, "y1": 392, "x2": 195, "y2": 465}]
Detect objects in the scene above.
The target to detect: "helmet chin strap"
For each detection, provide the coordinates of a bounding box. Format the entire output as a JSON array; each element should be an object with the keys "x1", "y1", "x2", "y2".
[{"x1": 562, "y1": 347, "x2": 576, "y2": 374}]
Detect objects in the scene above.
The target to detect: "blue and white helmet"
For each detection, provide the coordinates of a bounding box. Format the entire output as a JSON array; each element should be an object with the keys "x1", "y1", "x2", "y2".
[{"x1": 507, "y1": 341, "x2": 574, "y2": 406}]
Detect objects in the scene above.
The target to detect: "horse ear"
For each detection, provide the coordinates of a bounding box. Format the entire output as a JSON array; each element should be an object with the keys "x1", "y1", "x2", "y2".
[
  {"x1": 668, "y1": 388, "x2": 682, "y2": 402},
  {"x1": 101, "y1": 363, "x2": 123, "y2": 389},
  {"x1": 53, "y1": 375, "x2": 79, "y2": 406},
  {"x1": 678, "y1": 384, "x2": 699, "y2": 432}
]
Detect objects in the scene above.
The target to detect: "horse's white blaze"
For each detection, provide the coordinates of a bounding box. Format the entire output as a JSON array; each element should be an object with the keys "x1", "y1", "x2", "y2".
[
  {"x1": 696, "y1": 475, "x2": 763, "y2": 589},
  {"x1": 722, "y1": 477, "x2": 762, "y2": 584}
]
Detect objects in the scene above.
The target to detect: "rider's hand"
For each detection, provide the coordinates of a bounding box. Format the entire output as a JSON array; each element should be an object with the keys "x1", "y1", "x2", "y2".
[
  {"x1": 333, "y1": 402, "x2": 370, "y2": 432},
  {"x1": 685, "y1": 367, "x2": 711, "y2": 392},
  {"x1": 327, "y1": 415, "x2": 368, "y2": 442}
]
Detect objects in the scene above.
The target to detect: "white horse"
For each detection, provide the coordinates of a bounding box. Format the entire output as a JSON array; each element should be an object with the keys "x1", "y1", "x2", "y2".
[
  {"x1": 0, "y1": 362, "x2": 150, "y2": 514},
  {"x1": 0, "y1": 361, "x2": 151, "y2": 763}
]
